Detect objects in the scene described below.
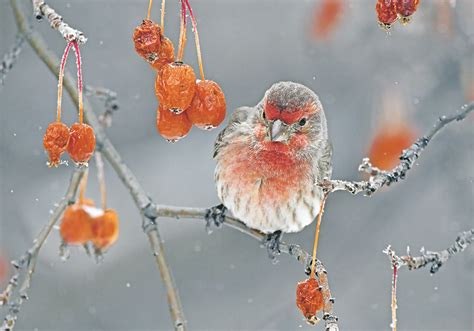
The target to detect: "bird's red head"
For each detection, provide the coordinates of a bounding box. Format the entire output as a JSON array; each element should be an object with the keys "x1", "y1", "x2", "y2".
[{"x1": 255, "y1": 82, "x2": 324, "y2": 150}]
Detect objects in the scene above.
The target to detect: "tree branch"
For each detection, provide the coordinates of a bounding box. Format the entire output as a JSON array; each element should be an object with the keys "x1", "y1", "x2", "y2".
[
  {"x1": 320, "y1": 102, "x2": 474, "y2": 195},
  {"x1": 0, "y1": 167, "x2": 86, "y2": 330},
  {"x1": 10, "y1": 1, "x2": 186, "y2": 330},
  {"x1": 31, "y1": 0, "x2": 87, "y2": 44},
  {"x1": 0, "y1": 34, "x2": 24, "y2": 89}
]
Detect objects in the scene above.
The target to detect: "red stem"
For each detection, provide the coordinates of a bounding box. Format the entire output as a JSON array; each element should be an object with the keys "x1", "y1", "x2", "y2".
[
  {"x1": 183, "y1": 0, "x2": 205, "y2": 80},
  {"x1": 71, "y1": 41, "x2": 84, "y2": 124},
  {"x1": 56, "y1": 41, "x2": 74, "y2": 122}
]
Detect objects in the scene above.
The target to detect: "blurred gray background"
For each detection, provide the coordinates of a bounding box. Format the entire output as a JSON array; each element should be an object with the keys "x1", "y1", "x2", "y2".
[{"x1": 1, "y1": 0, "x2": 473, "y2": 330}]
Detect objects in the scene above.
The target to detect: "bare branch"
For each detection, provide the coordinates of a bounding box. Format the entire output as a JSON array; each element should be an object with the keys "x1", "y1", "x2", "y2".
[
  {"x1": 10, "y1": 1, "x2": 185, "y2": 329},
  {"x1": 85, "y1": 86, "x2": 119, "y2": 128},
  {"x1": 154, "y1": 205, "x2": 339, "y2": 330},
  {"x1": 321, "y1": 102, "x2": 474, "y2": 195},
  {"x1": 31, "y1": 0, "x2": 87, "y2": 44},
  {"x1": 0, "y1": 167, "x2": 86, "y2": 330},
  {"x1": 384, "y1": 228, "x2": 474, "y2": 274},
  {"x1": 0, "y1": 35, "x2": 24, "y2": 89}
]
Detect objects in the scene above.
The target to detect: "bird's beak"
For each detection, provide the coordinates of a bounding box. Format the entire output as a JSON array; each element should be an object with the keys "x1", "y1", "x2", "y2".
[{"x1": 268, "y1": 119, "x2": 290, "y2": 143}]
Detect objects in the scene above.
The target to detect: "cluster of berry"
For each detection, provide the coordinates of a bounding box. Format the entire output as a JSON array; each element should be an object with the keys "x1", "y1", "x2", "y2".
[
  {"x1": 296, "y1": 277, "x2": 324, "y2": 325},
  {"x1": 60, "y1": 172, "x2": 119, "y2": 258},
  {"x1": 376, "y1": 0, "x2": 421, "y2": 30},
  {"x1": 43, "y1": 41, "x2": 96, "y2": 167},
  {"x1": 133, "y1": 0, "x2": 226, "y2": 142}
]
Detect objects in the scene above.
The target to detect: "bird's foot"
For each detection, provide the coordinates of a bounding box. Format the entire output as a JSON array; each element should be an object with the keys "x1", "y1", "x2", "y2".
[
  {"x1": 205, "y1": 204, "x2": 227, "y2": 234},
  {"x1": 262, "y1": 230, "x2": 282, "y2": 263}
]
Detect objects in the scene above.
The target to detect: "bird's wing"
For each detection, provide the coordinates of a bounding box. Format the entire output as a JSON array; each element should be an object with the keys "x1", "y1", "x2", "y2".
[
  {"x1": 213, "y1": 106, "x2": 253, "y2": 159},
  {"x1": 317, "y1": 140, "x2": 333, "y2": 181}
]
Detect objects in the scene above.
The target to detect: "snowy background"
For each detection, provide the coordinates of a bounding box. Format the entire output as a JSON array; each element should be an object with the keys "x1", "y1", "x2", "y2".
[{"x1": 1, "y1": 0, "x2": 473, "y2": 330}]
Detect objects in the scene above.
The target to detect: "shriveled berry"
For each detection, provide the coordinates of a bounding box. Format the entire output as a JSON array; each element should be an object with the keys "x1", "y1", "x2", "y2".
[
  {"x1": 91, "y1": 209, "x2": 120, "y2": 251},
  {"x1": 150, "y1": 37, "x2": 175, "y2": 71},
  {"x1": 60, "y1": 204, "x2": 93, "y2": 245},
  {"x1": 376, "y1": 0, "x2": 398, "y2": 30},
  {"x1": 43, "y1": 122, "x2": 70, "y2": 167},
  {"x1": 155, "y1": 62, "x2": 196, "y2": 113},
  {"x1": 395, "y1": 0, "x2": 420, "y2": 25},
  {"x1": 67, "y1": 123, "x2": 96, "y2": 164},
  {"x1": 296, "y1": 278, "x2": 324, "y2": 325},
  {"x1": 156, "y1": 105, "x2": 192, "y2": 142},
  {"x1": 133, "y1": 20, "x2": 163, "y2": 62},
  {"x1": 186, "y1": 80, "x2": 226, "y2": 130},
  {"x1": 368, "y1": 124, "x2": 417, "y2": 170}
]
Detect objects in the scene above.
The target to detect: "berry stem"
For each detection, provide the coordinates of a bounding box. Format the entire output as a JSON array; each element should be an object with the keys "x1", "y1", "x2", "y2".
[
  {"x1": 79, "y1": 169, "x2": 88, "y2": 204},
  {"x1": 177, "y1": 0, "x2": 187, "y2": 62},
  {"x1": 161, "y1": 0, "x2": 166, "y2": 32},
  {"x1": 147, "y1": 0, "x2": 153, "y2": 21},
  {"x1": 56, "y1": 41, "x2": 73, "y2": 123},
  {"x1": 184, "y1": 0, "x2": 204, "y2": 80},
  {"x1": 95, "y1": 152, "x2": 107, "y2": 210},
  {"x1": 71, "y1": 41, "x2": 84, "y2": 124},
  {"x1": 390, "y1": 264, "x2": 398, "y2": 331},
  {"x1": 309, "y1": 193, "x2": 328, "y2": 279}
]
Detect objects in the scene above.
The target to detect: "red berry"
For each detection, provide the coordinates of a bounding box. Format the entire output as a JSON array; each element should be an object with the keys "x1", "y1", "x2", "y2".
[
  {"x1": 133, "y1": 20, "x2": 163, "y2": 62},
  {"x1": 296, "y1": 278, "x2": 324, "y2": 325},
  {"x1": 91, "y1": 209, "x2": 120, "y2": 251},
  {"x1": 151, "y1": 37, "x2": 175, "y2": 71},
  {"x1": 395, "y1": 0, "x2": 420, "y2": 24},
  {"x1": 155, "y1": 62, "x2": 196, "y2": 113},
  {"x1": 60, "y1": 204, "x2": 93, "y2": 245},
  {"x1": 186, "y1": 80, "x2": 226, "y2": 130},
  {"x1": 43, "y1": 122, "x2": 70, "y2": 167},
  {"x1": 156, "y1": 105, "x2": 192, "y2": 142},
  {"x1": 67, "y1": 123, "x2": 96, "y2": 164},
  {"x1": 368, "y1": 124, "x2": 417, "y2": 170},
  {"x1": 376, "y1": 0, "x2": 398, "y2": 30},
  {"x1": 311, "y1": 0, "x2": 344, "y2": 40}
]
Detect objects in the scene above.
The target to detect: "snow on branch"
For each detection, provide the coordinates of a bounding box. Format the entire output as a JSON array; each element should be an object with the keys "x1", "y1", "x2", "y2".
[
  {"x1": 0, "y1": 167, "x2": 86, "y2": 331},
  {"x1": 320, "y1": 102, "x2": 474, "y2": 195},
  {"x1": 31, "y1": 0, "x2": 87, "y2": 44},
  {"x1": 384, "y1": 228, "x2": 474, "y2": 274}
]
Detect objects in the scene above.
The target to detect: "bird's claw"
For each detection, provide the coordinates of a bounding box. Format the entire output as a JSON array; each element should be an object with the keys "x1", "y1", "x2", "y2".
[
  {"x1": 262, "y1": 230, "x2": 282, "y2": 263},
  {"x1": 205, "y1": 204, "x2": 227, "y2": 234}
]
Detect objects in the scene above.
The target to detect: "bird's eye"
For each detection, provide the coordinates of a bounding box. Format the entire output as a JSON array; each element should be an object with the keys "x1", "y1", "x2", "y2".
[
  {"x1": 298, "y1": 118, "x2": 307, "y2": 126},
  {"x1": 262, "y1": 111, "x2": 266, "y2": 120}
]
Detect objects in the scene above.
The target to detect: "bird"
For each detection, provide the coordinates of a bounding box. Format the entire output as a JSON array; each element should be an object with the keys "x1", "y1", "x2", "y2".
[{"x1": 209, "y1": 81, "x2": 332, "y2": 258}]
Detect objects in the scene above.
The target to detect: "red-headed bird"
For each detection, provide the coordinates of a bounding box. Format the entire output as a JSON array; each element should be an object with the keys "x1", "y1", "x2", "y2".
[{"x1": 210, "y1": 82, "x2": 332, "y2": 257}]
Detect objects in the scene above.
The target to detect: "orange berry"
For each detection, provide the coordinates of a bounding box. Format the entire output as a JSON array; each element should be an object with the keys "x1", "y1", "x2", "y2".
[
  {"x1": 186, "y1": 80, "x2": 226, "y2": 130},
  {"x1": 0, "y1": 254, "x2": 7, "y2": 284},
  {"x1": 311, "y1": 0, "x2": 344, "y2": 40},
  {"x1": 376, "y1": 0, "x2": 398, "y2": 29},
  {"x1": 43, "y1": 122, "x2": 70, "y2": 167},
  {"x1": 133, "y1": 20, "x2": 162, "y2": 62},
  {"x1": 395, "y1": 0, "x2": 420, "y2": 24},
  {"x1": 67, "y1": 123, "x2": 96, "y2": 164},
  {"x1": 368, "y1": 124, "x2": 417, "y2": 171},
  {"x1": 91, "y1": 209, "x2": 120, "y2": 251},
  {"x1": 60, "y1": 204, "x2": 93, "y2": 245},
  {"x1": 150, "y1": 37, "x2": 175, "y2": 71},
  {"x1": 155, "y1": 62, "x2": 196, "y2": 114},
  {"x1": 296, "y1": 278, "x2": 324, "y2": 325},
  {"x1": 156, "y1": 105, "x2": 192, "y2": 142}
]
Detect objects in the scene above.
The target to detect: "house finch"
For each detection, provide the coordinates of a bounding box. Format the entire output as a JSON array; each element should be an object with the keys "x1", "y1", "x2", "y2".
[{"x1": 211, "y1": 81, "x2": 332, "y2": 257}]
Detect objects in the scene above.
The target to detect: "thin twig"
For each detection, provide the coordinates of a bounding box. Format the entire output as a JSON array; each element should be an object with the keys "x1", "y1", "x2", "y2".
[
  {"x1": 320, "y1": 102, "x2": 474, "y2": 195},
  {"x1": 31, "y1": 0, "x2": 87, "y2": 44},
  {"x1": 154, "y1": 204, "x2": 339, "y2": 330},
  {"x1": 0, "y1": 167, "x2": 86, "y2": 330},
  {"x1": 10, "y1": 1, "x2": 186, "y2": 330},
  {"x1": 0, "y1": 34, "x2": 24, "y2": 89},
  {"x1": 85, "y1": 86, "x2": 119, "y2": 128}
]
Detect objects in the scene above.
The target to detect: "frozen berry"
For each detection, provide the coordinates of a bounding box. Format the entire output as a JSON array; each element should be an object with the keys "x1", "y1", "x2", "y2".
[
  {"x1": 91, "y1": 209, "x2": 120, "y2": 251},
  {"x1": 151, "y1": 37, "x2": 175, "y2": 71},
  {"x1": 368, "y1": 124, "x2": 417, "y2": 170},
  {"x1": 156, "y1": 105, "x2": 192, "y2": 142},
  {"x1": 376, "y1": 0, "x2": 398, "y2": 30},
  {"x1": 67, "y1": 123, "x2": 96, "y2": 164},
  {"x1": 155, "y1": 62, "x2": 196, "y2": 113},
  {"x1": 186, "y1": 80, "x2": 226, "y2": 130},
  {"x1": 60, "y1": 204, "x2": 93, "y2": 245},
  {"x1": 395, "y1": 0, "x2": 420, "y2": 25},
  {"x1": 296, "y1": 278, "x2": 324, "y2": 325},
  {"x1": 133, "y1": 20, "x2": 163, "y2": 62},
  {"x1": 43, "y1": 122, "x2": 70, "y2": 167}
]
